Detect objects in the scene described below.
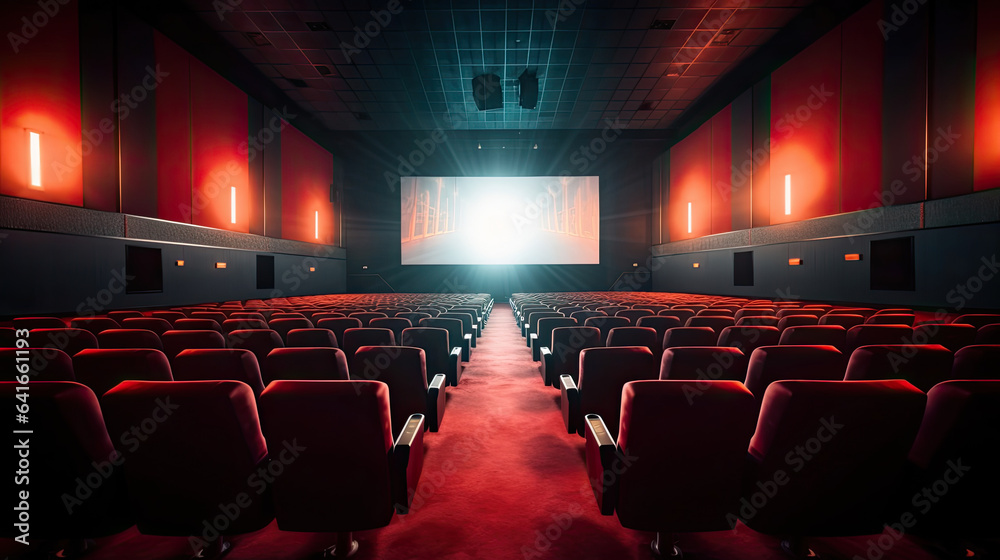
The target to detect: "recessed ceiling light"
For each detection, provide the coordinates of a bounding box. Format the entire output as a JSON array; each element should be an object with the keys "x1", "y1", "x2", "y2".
[
  {"x1": 315, "y1": 65, "x2": 333, "y2": 76},
  {"x1": 246, "y1": 32, "x2": 271, "y2": 47},
  {"x1": 712, "y1": 29, "x2": 740, "y2": 46}
]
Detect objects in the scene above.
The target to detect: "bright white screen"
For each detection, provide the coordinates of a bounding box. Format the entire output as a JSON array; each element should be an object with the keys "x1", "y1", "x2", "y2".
[{"x1": 401, "y1": 176, "x2": 599, "y2": 265}]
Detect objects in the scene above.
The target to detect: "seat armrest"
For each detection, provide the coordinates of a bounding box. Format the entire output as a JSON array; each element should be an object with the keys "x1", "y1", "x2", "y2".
[
  {"x1": 584, "y1": 414, "x2": 617, "y2": 516},
  {"x1": 448, "y1": 347, "x2": 463, "y2": 386},
  {"x1": 530, "y1": 333, "x2": 540, "y2": 361},
  {"x1": 540, "y1": 346, "x2": 554, "y2": 386},
  {"x1": 460, "y1": 336, "x2": 470, "y2": 362},
  {"x1": 473, "y1": 323, "x2": 481, "y2": 338},
  {"x1": 560, "y1": 375, "x2": 580, "y2": 435},
  {"x1": 426, "y1": 374, "x2": 446, "y2": 432},
  {"x1": 470, "y1": 325, "x2": 478, "y2": 347},
  {"x1": 392, "y1": 413, "x2": 425, "y2": 514},
  {"x1": 525, "y1": 326, "x2": 533, "y2": 346}
]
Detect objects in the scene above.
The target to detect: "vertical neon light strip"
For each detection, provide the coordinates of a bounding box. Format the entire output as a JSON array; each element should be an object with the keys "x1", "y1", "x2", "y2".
[
  {"x1": 314, "y1": 210, "x2": 319, "y2": 240},
  {"x1": 687, "y1": 202, "x2": 692, "y2": 234},
  {"x1": 230, "y1": 187, "x2": 236, "y2": 224},
  {"x1": 784, "y1": 174, "x2": 791, "y2": 215},
  {"x1": 29, "y1": 132, "x2": 41, "y2": 188}
]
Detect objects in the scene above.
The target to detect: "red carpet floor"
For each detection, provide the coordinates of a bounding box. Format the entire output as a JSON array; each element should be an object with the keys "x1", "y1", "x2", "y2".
[{"x1": 6, "y1": 305, "x2": 952, "y2": 559}]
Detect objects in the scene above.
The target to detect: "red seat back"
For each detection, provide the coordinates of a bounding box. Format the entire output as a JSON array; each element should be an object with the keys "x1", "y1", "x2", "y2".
[
  {"x1": 578, "y1": 347, "x2": 657, "y2": 438},
  {"x1": 844, "y1": 344, "x2": 953, "y2": 391},
  {"x1": 172, "y1": 349, "x2": 265, "y2": 397},
  {"x1": 73, "y1": 348, "x2": 172, "y2": 396},
  {"x1": 262, "y1": 347, "x2": 350, "y2": 385}
]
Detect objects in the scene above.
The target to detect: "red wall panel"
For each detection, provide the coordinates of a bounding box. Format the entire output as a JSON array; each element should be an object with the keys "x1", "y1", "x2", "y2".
[
  {"x1": 668, "y1": 120, "x2": 712, "y2": 241},
  {"x1": 711, "y1": 105, "x2": 732, "y2": 234},
  {"x1": 769, "y1": 27, "x2": 841, "y2": 225},
  {"x1": 154, "y1": 32, "x2": 191, "y2": 223},
  {"x1": 841, "y1": 0, "x2": 884, "y2": 212},
  {"x1": 0, "y1": 0, "x2": 83, "y2": 206},
  {"x1": 281, "y1": 124, "x2": 333, "y2": 244},
  {"x1": 190, "y1": 59, "x2": 249, "y2": 232},
  {"x1": 974, "y1": 0, "x2": 1000, "y2": 191}
]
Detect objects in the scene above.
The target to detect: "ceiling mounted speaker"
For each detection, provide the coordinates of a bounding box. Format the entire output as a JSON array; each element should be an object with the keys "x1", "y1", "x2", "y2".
[
  {"x1": 518, "y1": 70, "x2": 538, "y2": 109},
  {"x1": 472, "y1": 74, "x2": 502, "y2": 111}
]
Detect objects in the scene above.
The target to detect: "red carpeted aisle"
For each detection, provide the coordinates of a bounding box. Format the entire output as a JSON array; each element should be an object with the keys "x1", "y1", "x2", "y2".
[{"x1": 22, "y1": 304, "x2": 948, "y2": 560}]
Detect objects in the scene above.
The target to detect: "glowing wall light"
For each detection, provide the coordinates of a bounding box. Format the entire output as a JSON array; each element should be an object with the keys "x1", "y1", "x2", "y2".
[
  {"x1": 309, "y1": 267, "x2": 316, "y2": 272},
  {"x1": 215, "y1": 262, "x2": 227, "y2": 269},
  {"x1": 788, "y1": 258, "x2": 802, "y2": 266},
  {"x1": 29, "y1": 131, "x2": 42, "y2": 188},
  {"x1": 784, "y1": 174, "x2": 791, "y2": 215},
  {"x1": 692, "y1": 262, "x2": 700, "y2": 268},
  {"x1": 314, "y1": 210, "x2": 319, "y2": 240},
  {"x1": 230, "y1": 187, "x2": 236, "y2": 224},
  {"x1": 844, "y1": 253, "x2": 862, "y2": 261},
  {"x1": 687, "y1": 202, "x2": 692, "y2": 234},
  {"x1": 175, "y1": 260, "x2": 185, "y2": 267}
]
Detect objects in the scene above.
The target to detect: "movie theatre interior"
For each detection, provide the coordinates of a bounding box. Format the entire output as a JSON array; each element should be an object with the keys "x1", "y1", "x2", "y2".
[{"x1": 2, "y1": 0, "x2": 999, "y2": 558}]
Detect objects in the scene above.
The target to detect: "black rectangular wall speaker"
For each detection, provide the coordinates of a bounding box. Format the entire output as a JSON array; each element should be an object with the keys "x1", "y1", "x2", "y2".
[
  {"x1": 472, "y1": 74, "x2": 502, "y2": 110},
  {"x1": 870, "y1": 236, "x2": 915, "y2": 291},
  {"x1": 125, "y1": 245, "x2": 163, "y2": 294},
  {"x1": 518, "y1": 71, "x2": 538, "y2": 109},
  {"x1": 733, "y1": 251, "x2": 754, "y2": 286},
  {"x1": 256, "y1": 255, "x2": 275, "y2": 290}
]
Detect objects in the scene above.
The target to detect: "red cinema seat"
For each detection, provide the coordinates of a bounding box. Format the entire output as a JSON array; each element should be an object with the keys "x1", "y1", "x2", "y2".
[
  {"x1": 739, "y1": 380, "x2": 925, "y2": 555},
  {"x1": 584, "y1": 316, "x2": 630, "y2": 345},
  {"x1": 584, "y1": 380, "x2": 756, "y2": 557},
  {"x1": 31, "y1": 328, "x2": 99, "y2": 358},
  {"x1": 776, "y1": 308, "x2": 823, "y2": 319},
  {"x1": 349, "y1": 312, "x2": 388, "y2": 327},
  {"x1": 173, "y1": 318, "x2": 223, "y2": 334},
  {"x1": 818, "y1": 314, "x2": 865, "y2": 329},
  {"x1": 844, "y1": 344, "x2": 953, "y2": 391},
  {"x1": 0, "y1": 381, "x2": 132, "y2": 544},
  {"x1": 616, "y1": 309, "x2": 654, "y2": 324},
  {"x1": 684, "y1": 316, "x2": 735, "y2": 335},
  {"x1": 827, "y1": 308, "x2": 878, "y2": 319},
  {"x1": 597, "y1": 305, "x2": 628, "y2": 316},
  {"x1": 73, "y1": 349, "x2": 172, "y2": 396},
  {"x1": 222, "y1": 318, "x2": 269, "y2": 334},
  {"x1": 571, "y1": 310, "x2": 607, "y2": 324},
  {"x1": 285, "y1": 328, "x2": 339, "y2": 348},
  {"x1": 974, "y1": 324, "x2": 1000, "y2": 345},
  {"x1": 102, "y1": 381, "x2": 273, "y2": 557},
  {"x1": 190, "y1": 311, "x2": 228, "y2": 327},
  {"x1": 401, "y1": 327, "x2": 463, "y2": 386},
  {"x1": 352, "y1": 346, "x2": 445, "y2": 434},
  {"x1": 316, "y1": 317, "x2": 363, "y2": 347},
  {"x1": 227, "y1": 329, "x2": 284, "y2": 365},
  {"x1": 160, "y1": 330, "x2": 226, "y2": 361},
  {"x1": 636, "y1": 316, "x2": 681, "y2": 347},
  {"x1": 734, "y1": 309, "x2": 775, "y2": 322},
  {"x1": 122, "y1": 317, "x2": 173, "y2": 337},
  {"x1": 268, "y1": 318, "x2": 314, "y2": 343},
  {"x1": 1, "y1": 348, "x2": 75, "y2": 382},
  {"x1": 342, "y1": 328, "x2": 395, "y2": 363},
  {"x1": 743, "y1": 345, "x2": 846, "y2": 400},
  {"x1": 696, "y1": 309, "x2": 734, "y2": 317},
  {"x1": 107, "y1": 310, "x2": 144, "y2": 323},
  {"x1": 172, "y1": 349, "x2": 265, "y2": 397},
  {"x1": 439, "y1": 312, "x2": 477, "y2": 343},
  {"x1": 540, "y1": 326, "x2": 602, "y2": 387},
  {"x1": 953, "y1": 314, "x2": 1000, "y2": 329},
  {"x1": 151, "y1": 311, "x2": 186, "y2": 325},
  {"x1": 662, "y1": 327, "x2": 717, "y2": 349},
  {"x1": 420, "y1": 318, "x2": 471, "y2": 362},
  {"x1": 269, "y1": 312, "x2": 307, "y2": 321},
  {"x1": 70, "y1": 317, "x2": 121, "y2": 336},
  {"x1": 911, "y1": 323, "x2": 977, "y2": 351},
  {"x1": 866, "y1": 313, "x2": 916, "y2": 326},
  {"x1": 561, "y1": 346, "x2": 656, "y2": 437},
  {"x1": 717, "y1": 325, "x2": 780, "y2": 355},
  {"x1": 779, "y1": 325, "x2": 847, "y2": 351},
  {"x1": 258, "y1": 380, "x2": 425, "y2": 557},
  {"x1": 897, "y1": 381, "x2": 1000, "y2": 543},
  {"x1": 737, "y1": 316, "x2": 780, "y2": 327},
  {"x1": 370, "y1": 318, "x2": 412, "y2": 345},
  {"x1": 776, "y1": 315, "x2": 819, "y2": 331},
  {"x1": 532, "y1": 317, "x2": 577, "y2": 361},
  {"x1": 950, "y1": 345, "x2": 1000, "y2": 380},
  {"x1": 607, "y1": 326, "x2": 658, "y2": 356},
  {"x1": 659, "y1": 309, "x2": 695, "y2": 324},
  {"x1": 262, "y1": 347, "x2": 350, "y2": 385},
  {"x1": 659, "y1": 347, "x2": 748, "y2": 382},
  {"x1": 845, "y1": 325, "x2": 912, "y2": 353},
  {"x1": 230, "y1": 312, "x2": 267, "y2": 322},
  {"x1": 97, "y1": 329, "x2": 163, "y2": 351}
]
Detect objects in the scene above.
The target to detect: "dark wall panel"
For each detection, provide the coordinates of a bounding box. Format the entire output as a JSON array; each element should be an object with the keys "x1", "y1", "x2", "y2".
[
  {"x1": 926, "y1": 0, "x2": 978, "y2": 201},
  {"x1": 117, "y1": 11, "x2": 158, "y2": 218},
  {"x1": 248, "y1": 98, "x2": 265, "y2": 236},
  {"x1": 711, "y1": 106, "x2": 732, "y2": 235},
  {"x1": 751, "y1": 77, "x2": 771, "y2": 228},
  {"x1": 881, "y1": 0, "x2": 929, "y2": 206},
  {"x1": 730, "y1": 89, "x2": 753, "y2": 231},
  {"x1": 154, "y1": 31, "x2": 191, "y2": 223},
  {"x1": 79, "y1": 0, "x2": 119, "y2": 213},
  {"x1": 841, "y1": 0, "x2": 884, "y2": 213},
  {"x1": 263, "y1": 108, "x2": 283, "y2": 239}
]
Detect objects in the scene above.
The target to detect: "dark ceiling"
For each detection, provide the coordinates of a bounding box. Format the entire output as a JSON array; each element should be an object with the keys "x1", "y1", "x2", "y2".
[{"x1": 173, "y1": 0, "x2": 818, "y2": 133}]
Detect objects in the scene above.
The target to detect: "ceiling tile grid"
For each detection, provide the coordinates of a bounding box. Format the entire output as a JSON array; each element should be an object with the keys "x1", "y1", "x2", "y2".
[{"x1": 185, "y1": 0, "x2": 811, "y2": 130}]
